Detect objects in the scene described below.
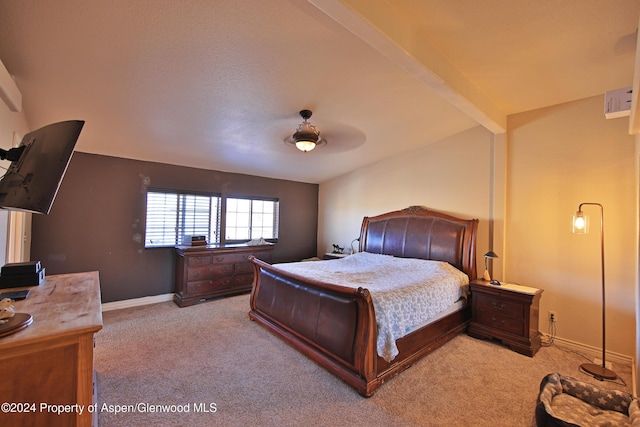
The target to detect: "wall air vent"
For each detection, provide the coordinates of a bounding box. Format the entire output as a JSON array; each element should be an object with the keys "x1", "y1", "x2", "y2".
[{"x1": 604, "y1": 87, "x2": 632, "y2": 119}]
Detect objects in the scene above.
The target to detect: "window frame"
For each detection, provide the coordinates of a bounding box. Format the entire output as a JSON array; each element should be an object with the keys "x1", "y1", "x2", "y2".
[
  {"x1": 224, "y1": 196, "x2": 279, "y2": 244},
  {"x1": 144, "y1": 190, "x2": 279, "y2": 248},
  {"x1": 144, "y1": 188, "x2": 221, "y2": 248}
]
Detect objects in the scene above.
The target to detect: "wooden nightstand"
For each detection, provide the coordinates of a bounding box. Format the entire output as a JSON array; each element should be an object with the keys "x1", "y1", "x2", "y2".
[{"x1": 468, "y1": 279, "x2": 543, "y2": 356}]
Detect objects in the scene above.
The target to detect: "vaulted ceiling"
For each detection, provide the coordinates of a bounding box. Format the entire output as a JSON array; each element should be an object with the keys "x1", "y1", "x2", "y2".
[{"x1": 0, "y1": 0, "x2": 638, "y2": 183}]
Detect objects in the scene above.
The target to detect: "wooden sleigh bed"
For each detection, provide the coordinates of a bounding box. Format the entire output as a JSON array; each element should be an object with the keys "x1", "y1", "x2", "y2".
[{"x1": 248, "y1": 206, "x2": 478, "y2": 396}]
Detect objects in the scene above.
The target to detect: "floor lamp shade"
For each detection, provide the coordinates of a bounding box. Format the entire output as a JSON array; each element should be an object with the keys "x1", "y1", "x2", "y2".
[{"x1": 572, "y1": 202, "x2": 616, "y2": 380}]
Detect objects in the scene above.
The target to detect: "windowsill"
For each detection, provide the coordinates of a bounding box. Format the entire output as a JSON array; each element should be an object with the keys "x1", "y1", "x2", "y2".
[{"x1": 175, "y1": 242, "x2": 275, "y2": 251}]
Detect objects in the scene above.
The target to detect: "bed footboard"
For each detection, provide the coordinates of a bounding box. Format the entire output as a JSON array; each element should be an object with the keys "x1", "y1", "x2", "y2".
[{"x1": 248, "y1": 257, "x2": 380, "y2": 396}]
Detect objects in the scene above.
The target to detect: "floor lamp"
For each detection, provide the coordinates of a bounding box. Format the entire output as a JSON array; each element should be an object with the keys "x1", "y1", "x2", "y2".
[{"x1": 572, "y1": 202, "x2": 617, "y2": 380}]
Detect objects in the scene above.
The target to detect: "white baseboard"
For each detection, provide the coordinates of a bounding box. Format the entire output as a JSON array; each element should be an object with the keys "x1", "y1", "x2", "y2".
[
  {"x1": 102, "y1": 293, "x2": 174, "y2": 312},
  {"x1": 542, "y1": 333, "x2": 634, "y2": 367},
  {"x1": 542, "y1": 333, "x2": 637, "y2": 395}
]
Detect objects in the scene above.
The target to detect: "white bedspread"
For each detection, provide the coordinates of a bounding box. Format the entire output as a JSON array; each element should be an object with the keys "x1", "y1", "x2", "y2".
[{"x1": 274, "y1": 252, "x2": 469, "y2": 362}]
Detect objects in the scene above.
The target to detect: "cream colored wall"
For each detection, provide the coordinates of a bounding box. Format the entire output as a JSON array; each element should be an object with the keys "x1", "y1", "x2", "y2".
[
  {"x1": 319, "y1": 94, "x2": 636, "y2": 360},
  {"x1": 318, "y1": 125, "x2": 498, "y2": 274},
  {"x1": 506, "y1": 95, "x2": 636, "y2": 358}
]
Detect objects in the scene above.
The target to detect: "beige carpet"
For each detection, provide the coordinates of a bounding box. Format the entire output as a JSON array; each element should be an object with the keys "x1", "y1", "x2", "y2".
[{"x1": 95, "y1": 294, "x2": 633, "y2": 426}]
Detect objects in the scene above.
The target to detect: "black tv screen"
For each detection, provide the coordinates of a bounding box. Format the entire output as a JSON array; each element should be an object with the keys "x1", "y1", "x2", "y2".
[{"x1": 0, "y1": 120, "x2": 84, "y2": 214}]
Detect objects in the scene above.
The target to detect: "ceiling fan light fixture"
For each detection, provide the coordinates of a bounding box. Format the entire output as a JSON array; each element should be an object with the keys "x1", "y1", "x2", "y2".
[
  {"x1": 285, "y1": 109, "x2": 326, "y2": 152},
  {"x1": 295, "y1": 139, "x2": 317, "y2": 152}
]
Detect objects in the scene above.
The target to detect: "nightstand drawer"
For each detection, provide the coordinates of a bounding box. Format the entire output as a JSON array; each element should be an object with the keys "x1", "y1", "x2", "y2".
[
  {"x1": 475, "y1": 294, "x2": 523, "y2": 319},
  {"x1": 475, "y1": 310, "x2": 524, "y2": 336}
]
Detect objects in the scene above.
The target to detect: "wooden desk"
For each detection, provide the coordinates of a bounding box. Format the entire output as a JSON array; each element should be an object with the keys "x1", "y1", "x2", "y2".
[{"x1": 0, "y1": 271, "x2": 102, "y2": 427}]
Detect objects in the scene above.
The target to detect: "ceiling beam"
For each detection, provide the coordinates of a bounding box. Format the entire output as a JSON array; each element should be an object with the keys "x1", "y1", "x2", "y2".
[{"x1": 309, "y1": 0, "x2": 506, "y2": 134}]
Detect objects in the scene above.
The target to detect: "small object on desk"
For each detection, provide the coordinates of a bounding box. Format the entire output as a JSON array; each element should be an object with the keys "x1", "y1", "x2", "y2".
[
  {"x1": 1, "y1": 260, "x2": 41, "y2": 276},
  {"x1": 0, "y1": 312, "x2": 33, "y2": 337},
  {"x1": 490, "y1": 279, "x2": 501, "y2": 286},
  {"x1": 0, "y1": 267, "x2": 45, "y2": 288},
  {"x1": 0, "y1": 289, "x2": 30, "y2": 300},
  {"x1": 0, "y1": 297, "x2": 16, "y2": 323}
]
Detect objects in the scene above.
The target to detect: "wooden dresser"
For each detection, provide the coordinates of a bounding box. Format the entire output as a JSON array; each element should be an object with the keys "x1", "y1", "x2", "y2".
[
  {"x1": 468, "y1": 279, "x2": 543, "y2": 356},
  {"x1": 174, "y1": 243, "x2": 274, "y2": 307},
  {"x1": 0, "y1": 271, "x2": 102, "y2": 427}
]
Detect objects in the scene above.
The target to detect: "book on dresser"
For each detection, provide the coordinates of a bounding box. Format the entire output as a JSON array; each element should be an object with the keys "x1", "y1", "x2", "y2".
[{"x1": 181, "y1": 235, "x2": 208, "y2": 246}]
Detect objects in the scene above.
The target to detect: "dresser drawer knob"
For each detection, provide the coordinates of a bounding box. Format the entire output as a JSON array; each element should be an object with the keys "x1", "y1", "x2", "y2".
[
  {"x1": 492, "y1": 302, "x2": 505, "y2": 310},
  {"x1": 491, "y1": 317, "x2": 506, "y2": 326}
]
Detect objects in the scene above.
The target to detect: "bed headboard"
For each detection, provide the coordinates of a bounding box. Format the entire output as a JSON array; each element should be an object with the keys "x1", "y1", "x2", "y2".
[{"x1": 359, "y1": 206, "x2": 479, "y2": 280}]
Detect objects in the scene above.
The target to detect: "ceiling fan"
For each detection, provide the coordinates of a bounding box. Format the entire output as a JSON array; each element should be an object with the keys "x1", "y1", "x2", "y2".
[{"x1": 284, "y1": 110, "x2": 327, "y2": 152}]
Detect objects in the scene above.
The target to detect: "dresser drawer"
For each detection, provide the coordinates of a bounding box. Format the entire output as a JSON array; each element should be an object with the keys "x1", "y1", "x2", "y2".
[
  {"x1": 210, "y1": 253, "x2": 246, "y2": 264},
  {"x1": 187, "y1": 254, "x2": 212, "y2": 267},
  {"x1": 234, "y1": 262, "x2": 254, "y2": 274},
  {"x1": 187, "y1": 264, "x2": 234, "y2": 281},
  {"x1": 474, "y1": 310, "x2": 524, "y2": 336},
  {"x1": 475, "y1": 294, "x2": 523, "y2": 319},
  {"x1": 233, "y1": 273, "x2": 254, "y2": 287},
  {"x1": 187, "y1": 277, "x2": 233, "y2": 295}
]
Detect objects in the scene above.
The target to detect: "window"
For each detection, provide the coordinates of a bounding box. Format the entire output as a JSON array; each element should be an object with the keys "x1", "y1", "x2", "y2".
[
  {"x1": 225, "y1": 197, "x2": 279, "y2": 242},
  {"x1": 145, "y1": 190, "x2": 221, "y2": 248},
  {"x1": 144, "y1": 191, "x2": 278, "y2": 248}
]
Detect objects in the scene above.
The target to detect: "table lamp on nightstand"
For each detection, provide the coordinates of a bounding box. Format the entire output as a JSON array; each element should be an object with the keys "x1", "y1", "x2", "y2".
[
  {"x1": 350, "y1": 238, "x2": 360, "y2": 254},
  {"x1": 483, "y1": 251, "x2": 499, "y2": 281}
]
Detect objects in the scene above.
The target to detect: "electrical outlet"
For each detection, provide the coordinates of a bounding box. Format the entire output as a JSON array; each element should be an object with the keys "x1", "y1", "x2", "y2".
[{"x1": 549, "y1": 311, "x2": 557, "y2": 323}]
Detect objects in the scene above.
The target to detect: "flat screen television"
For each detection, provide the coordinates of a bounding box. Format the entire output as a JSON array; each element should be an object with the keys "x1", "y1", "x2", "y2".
[{"x1": 0, "y1": 120, "x2": 84, "y2": 214}]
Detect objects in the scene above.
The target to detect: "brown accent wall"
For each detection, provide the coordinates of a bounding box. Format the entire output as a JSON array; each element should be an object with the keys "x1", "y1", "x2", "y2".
[{"x1": 31, "y1": 152, "x2": 318, "y2": 303}]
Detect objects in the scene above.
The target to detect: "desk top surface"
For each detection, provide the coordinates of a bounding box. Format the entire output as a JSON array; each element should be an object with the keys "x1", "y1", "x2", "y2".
[{"x1": 0, "y1": 271, "x2": 103, "y2": 348}]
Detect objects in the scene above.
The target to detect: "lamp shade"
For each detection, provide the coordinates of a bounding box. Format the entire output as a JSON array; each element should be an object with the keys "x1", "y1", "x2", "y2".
[
  {"x1": 572, "y1": 211, "x2": 588, "y2": 234},
  {"x1": 483, "y1": 251, "x2": 499, "y2": 281},
  {"x1": 484, "y1": 251, "x2": 499, "y2": 259}
]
